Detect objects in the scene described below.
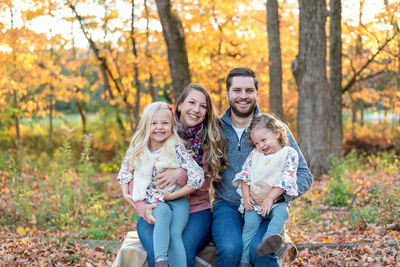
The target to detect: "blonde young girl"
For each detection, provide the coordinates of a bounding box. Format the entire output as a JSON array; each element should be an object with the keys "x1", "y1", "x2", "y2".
[
  {"x1": 118, "y1": 102, "x2": 204, "y2": 267},
  {"x1": 232, "y1": 113, "x2": 298, "y2": 267}
]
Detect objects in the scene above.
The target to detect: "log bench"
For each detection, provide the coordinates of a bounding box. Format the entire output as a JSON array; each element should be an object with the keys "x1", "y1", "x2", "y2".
[{"x1": 112, "y1": 231, "x2": 216, "y2": 267}]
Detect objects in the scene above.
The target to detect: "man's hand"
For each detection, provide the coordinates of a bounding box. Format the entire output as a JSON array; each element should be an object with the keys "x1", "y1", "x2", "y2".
[
  {"x1": 153, "y1": 168, "x2": 181, "y2": 189},
  {"x1": 250, "y1": 181, "x2": 272, "y2": 205},
  {"x1": 144, "y1": 204, "x2": 158, "y2": 224}
]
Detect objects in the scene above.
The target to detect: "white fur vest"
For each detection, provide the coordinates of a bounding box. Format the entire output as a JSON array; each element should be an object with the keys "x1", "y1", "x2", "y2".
[
  {"x1": 233, "y1": 146, "x2": 293, "y2": 196},
  {"x1": 131, "y1": 141, "x2": 181, "y2": 201}
]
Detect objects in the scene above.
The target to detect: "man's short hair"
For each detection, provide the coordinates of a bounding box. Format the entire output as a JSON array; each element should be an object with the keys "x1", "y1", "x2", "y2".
[{"x1": 226, "y1": 67, "x2": 259, "y2": 91}]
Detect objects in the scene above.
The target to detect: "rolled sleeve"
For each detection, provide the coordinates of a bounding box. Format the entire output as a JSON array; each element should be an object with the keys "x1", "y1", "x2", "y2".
[
  {"x1": 272, "y1": 148, "x2": 298, "y2": 197},
  {"x1": 117, "y1": 146, "x2": 134, "y2": 184},
  {"x1": 175, "y1": 143, "x2": 204, "y2": 189}
]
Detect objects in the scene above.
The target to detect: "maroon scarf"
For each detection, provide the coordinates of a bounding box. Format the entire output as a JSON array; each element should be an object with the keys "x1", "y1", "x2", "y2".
[{"x1": 176, "y1": 117, "x2": 204, "y2": 166}]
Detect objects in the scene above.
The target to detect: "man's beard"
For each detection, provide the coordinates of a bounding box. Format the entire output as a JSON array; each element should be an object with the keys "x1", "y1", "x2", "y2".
[{"x1": 229, "y1": 99, "x2": 256, "y2": 118}]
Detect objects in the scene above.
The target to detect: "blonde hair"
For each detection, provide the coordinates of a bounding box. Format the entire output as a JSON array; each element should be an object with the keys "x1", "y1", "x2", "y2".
[
  {"x1": 128, "y1": 102, "x2": 181, "y2": 169},
  {"x1": 175, "y1": 84, "x2": 228, "y2": 181},
  {"x1": 247, "y1": 113, "x2": 289, "y2": 147}
]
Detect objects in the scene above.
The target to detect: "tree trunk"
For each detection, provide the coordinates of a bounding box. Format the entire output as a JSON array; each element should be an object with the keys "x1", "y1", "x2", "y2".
[
  {"x1": 145, "y1": 0, "x2": 156, "y2": 102},
  {"x1": 267, "y1": 0, "x2": 283, "y2": 119},
  {"x1": 291, "y1": 0, "x2": 329, "y2": 178},
  {"x1": 360, "y1": 100, "x2": 364, "y2": 126},
  {"x1": 355, "y1": 1, "x2": 364, "y2": 127},
  {"x1": 100, "y1": 63, "x2": 125, "y2": 131},
  {"x1": 329, "y1": 0, "x2": 343, "y2": 157},
  {"x1": 131, "y1": 0, "x2": 141, "y2": 130},
  {"x1": 49, "y1": 85, "x2": 54, "y2": 154},
  {"x1": 155, "y1": 0, "x2": 191, "y2": 102},
  {"x1": 10, "y1": 7, "x2": 20, "y2": 149},
  {"x1": 13, "y1": 89, "x2": 20, "y2": 141},
  {"x1": 71, "y1": 35, "x2": 87, "y2": 135},
  {"x1": 75, "y1": 96, "x2": 87, "y2": 134},
  {"x1": 69, "y1": 3, "x2": 130, "y2": 130}
]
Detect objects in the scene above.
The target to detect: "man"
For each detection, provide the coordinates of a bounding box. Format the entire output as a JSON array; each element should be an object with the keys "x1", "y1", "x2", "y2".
[{"x1": 212, "y1": 67, "x2": 313, "y2": 267}]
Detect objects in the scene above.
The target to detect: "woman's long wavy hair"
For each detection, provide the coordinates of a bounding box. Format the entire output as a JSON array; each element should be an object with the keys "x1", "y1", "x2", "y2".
[
  {"x1": 175, "y1": 83, "x2": 228, "y2": 181},
  {"x1": 128, "y1": 102, "x2": 181, "y2": 169}
]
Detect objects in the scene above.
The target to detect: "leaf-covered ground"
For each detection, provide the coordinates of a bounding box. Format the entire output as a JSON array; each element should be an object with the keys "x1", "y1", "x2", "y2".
[
  {"x1": 1, "y1": 167, "x2": 399, "y2": 266},
  {"x1": 286, "y1": 178, "x2": 400, "y2": 266}
]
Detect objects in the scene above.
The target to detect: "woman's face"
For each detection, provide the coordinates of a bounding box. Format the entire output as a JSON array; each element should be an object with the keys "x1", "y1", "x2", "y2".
[{"x1": 178, "y1": 89, "x2": 207, "y2": 127}]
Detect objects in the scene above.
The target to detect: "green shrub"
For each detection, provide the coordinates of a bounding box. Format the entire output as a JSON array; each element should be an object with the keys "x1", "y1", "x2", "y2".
[{"x1": 324, "y1": 151, "x2": 359, "y2": 207}]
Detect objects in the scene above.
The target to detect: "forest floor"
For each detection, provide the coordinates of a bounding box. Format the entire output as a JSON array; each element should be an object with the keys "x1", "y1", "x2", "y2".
[{"x1": 1, "y1": 170, "x2": 399, "y2": 266}]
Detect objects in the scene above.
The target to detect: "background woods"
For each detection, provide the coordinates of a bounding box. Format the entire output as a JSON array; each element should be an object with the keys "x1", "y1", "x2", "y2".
[{"x1": 0, "y1": 0, "x2": 399, "y2": 265}]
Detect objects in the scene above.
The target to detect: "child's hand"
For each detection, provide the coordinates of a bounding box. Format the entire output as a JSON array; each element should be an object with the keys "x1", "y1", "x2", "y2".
[
  {"x1": 243, "y1": 196, "x2": 254, "y2": 211},
  {"x1": 159, "y1": 190, "x2": 173, "y2": 201},
  {"x1": 259, "y1": 197, "x2": 273, "y2": 217}
]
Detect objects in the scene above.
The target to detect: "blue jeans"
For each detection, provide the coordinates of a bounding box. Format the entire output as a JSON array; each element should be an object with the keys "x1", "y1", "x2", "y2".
[
  {"x1": 137, "y1": 208, "x2": 212, "y2": 267},
  {"x1": 152, "y1": 198, "x2": 189, "y2": 266},
  {"x1": 212, "y1": 200, "x2": 280, "y2": 267},
  {"x1": 241, "y1": 203, "x2": 288, "y2": 264}
]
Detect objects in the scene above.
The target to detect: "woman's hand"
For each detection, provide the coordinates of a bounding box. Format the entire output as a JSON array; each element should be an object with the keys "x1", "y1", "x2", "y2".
[
  {"x1": 243, "y1": 196, "x2": 254, "y2": 211},
  {"x1": 153, "y1": 168, "x2": 181, "y2": 189},
  {"x1": 259, "y1": 196, "x2": 274, "y2": 217},
  {"x1": 144, "y1": 204, "x2": 158, "y2": 224}
]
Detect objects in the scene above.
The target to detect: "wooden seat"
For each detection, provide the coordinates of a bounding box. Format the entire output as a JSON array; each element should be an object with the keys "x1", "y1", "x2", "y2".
[{"x1": 112, "y1": 231, "x2": 216, "y2": 267}]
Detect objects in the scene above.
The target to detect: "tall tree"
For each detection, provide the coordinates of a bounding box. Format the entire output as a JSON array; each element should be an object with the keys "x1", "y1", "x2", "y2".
[
  {"x1": 144, "y1": 0, "x2": 156, "y2": 102},
  {"x1": 267, "y1": 0, "x2": 283, "y2": 119},
  {"x1": 291, "y1": 0, "x2": 329, "y2": 178},
  {"x1": 155, "y1": 0, "x2": 191, "y2": 101},
  {"x1": 131, "y1": 0, "x2": 141, "y2": 129},
  {"x1": 329, "y1": 0, "x2": 343, "y2": 157}
]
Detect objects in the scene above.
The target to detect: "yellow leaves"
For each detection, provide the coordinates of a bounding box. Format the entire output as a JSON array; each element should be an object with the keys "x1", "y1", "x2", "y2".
[
  {"x1": 89, "y1": 83, "x2": 98, "y2": 92},
  {"x1": 23, "y1": 7, "x2": 46, "y2": 21},
  {"x1": 1, "y1": 187, "x2": 10, "y2": 194},
  {"x1": 30, "y1": 214, "x2": 37, "y2": 225},
  {"x1": 16, "y1": 226, "x2": 26, "y2": 237},
  {"x1": 16, "y1": 226, "x2": 38, "y2": 237},
  {"x1": 107, "y1": 10, "x2": 119, "y2": 20}
]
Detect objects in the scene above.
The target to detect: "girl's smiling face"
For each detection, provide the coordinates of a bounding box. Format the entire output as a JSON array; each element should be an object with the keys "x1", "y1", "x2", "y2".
[
  {"x1": 178, "y1": 89, "x2": 207, "y2": 127},
  {"x1": 250, "y1": 125, "x2": 282, "y2": 155},
  {"x1": 149, "y1": 109, "x2": 172, "y2": 151}
]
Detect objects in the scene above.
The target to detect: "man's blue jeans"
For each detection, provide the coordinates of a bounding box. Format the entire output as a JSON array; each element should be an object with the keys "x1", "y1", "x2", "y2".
[
  {"x1": 212, "y1": 200, "x2": 280, "y2": 267},
  {"x1": 137, "y1": 208, "x2": 212, "y2": 267}
]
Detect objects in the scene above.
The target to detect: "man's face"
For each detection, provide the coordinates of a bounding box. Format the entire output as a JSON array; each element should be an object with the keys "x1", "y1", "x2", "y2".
[{"x1": 227, "y1": 76, "x2": 258, "y2": 118}]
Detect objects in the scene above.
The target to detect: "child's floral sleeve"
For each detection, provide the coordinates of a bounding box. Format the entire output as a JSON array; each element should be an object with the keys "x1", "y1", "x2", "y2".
[
  {"x1": 175, "y1": 143, "x2": 204, "y2": 189},
  {"x1": 117, "y1": 146, "x2": 134, "y2": 184},
  {"x1": 272, "y1": 147, "x2": 299, "y2": 197},
  {"x1": 232, "y1": 149, "x2": 255, "y2": 187}
]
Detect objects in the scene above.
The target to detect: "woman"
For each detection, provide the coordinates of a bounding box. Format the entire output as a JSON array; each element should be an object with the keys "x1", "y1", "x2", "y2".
[{"x1": 119, "y1": 83, "x2": 228, "y2": 267}]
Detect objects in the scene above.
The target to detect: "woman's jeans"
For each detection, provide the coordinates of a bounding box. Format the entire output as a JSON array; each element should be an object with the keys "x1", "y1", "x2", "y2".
[
  {"x1": 137, "y1": 208, "x2": 212, "y2": 267},
  {"x1": 212, "y1": 200, "x2": 280, "y2": 267},
  {"x1": 241, "y1": 203, "x2": 288, "y2": 264}
]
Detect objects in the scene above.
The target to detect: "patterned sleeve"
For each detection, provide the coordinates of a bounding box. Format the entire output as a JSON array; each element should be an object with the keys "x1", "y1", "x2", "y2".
[
  {"x1": 272, "y1": 148, "x2": 299, "y2": 197},
  {"x1": 175, "y1": 143, "x2": 204, "y2": 189},
  {"x1": 117, "y1": 146, "x2": 134, "y2": 184},
  {"x1": 232, "y1": 149, "x2": 255, "y2": 187}
]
